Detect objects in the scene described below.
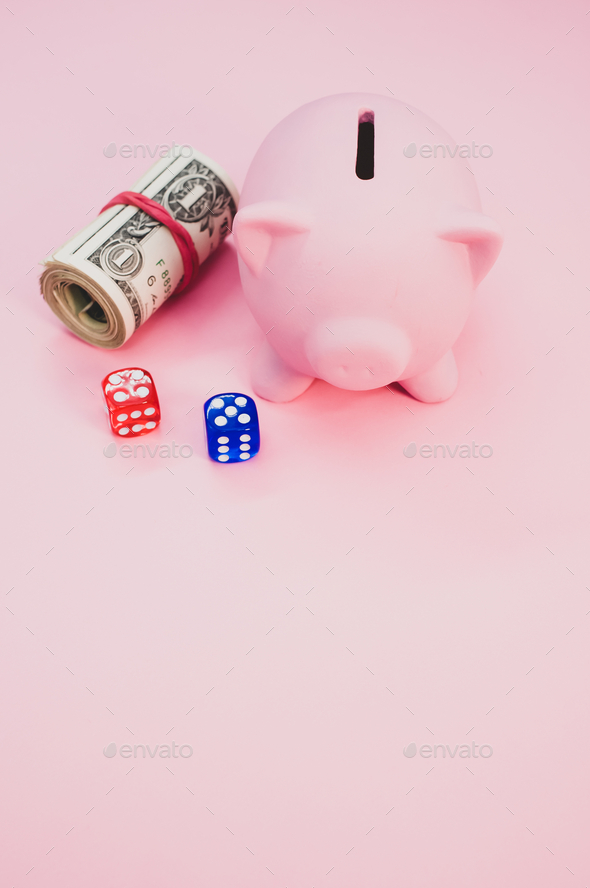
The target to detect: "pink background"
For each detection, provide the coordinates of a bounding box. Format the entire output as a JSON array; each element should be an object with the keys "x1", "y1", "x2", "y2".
[{"x1": 1, "y1": 0, "x2": 590, "y2": 885}]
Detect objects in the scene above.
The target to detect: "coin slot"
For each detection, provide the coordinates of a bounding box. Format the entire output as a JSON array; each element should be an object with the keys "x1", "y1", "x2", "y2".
[{"x1": 355, "y1": 109, "x2": 375, "y2": 180}]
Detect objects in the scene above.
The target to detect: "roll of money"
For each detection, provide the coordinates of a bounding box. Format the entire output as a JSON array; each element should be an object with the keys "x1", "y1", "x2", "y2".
[{"x1": 41, "y1": 148, "x2": 239, "y2": 348}]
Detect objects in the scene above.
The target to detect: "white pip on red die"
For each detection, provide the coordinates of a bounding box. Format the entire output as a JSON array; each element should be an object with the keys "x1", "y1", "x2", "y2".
[{"x1": 101, "y1": 367, "x2": 160, "y2": 437}]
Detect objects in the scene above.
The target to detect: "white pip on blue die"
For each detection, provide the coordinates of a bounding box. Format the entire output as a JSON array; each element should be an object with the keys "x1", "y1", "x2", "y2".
[{"x1": 204, "y1": 393, "x2": 260, "y2": 463}]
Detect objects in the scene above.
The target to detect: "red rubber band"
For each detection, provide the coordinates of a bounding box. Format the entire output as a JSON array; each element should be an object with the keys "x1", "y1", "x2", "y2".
[{"x1": 100, "y1": 192, "x2": 199, "y2": 293}]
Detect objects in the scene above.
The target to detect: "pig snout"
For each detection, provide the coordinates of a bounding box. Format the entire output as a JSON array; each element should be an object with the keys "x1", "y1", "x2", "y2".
[{"x1": 304, "y1": 319, "x2": 412, "y2": 390}]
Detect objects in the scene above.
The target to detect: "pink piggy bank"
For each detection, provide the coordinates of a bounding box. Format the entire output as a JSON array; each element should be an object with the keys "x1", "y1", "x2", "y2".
[{"x1": 233, "y1": 93, "x2": 503, "y2": 403}]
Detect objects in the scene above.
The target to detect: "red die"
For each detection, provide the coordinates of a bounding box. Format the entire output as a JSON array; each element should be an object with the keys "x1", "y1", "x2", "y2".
[{"x1": 101, "y1": 367, "x2": 160, "y2": 437}]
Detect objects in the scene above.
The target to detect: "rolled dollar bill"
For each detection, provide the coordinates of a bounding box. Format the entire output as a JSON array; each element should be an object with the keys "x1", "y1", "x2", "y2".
[{"x1": 41, "y1": 148, "x2": 239, "y2": 347}]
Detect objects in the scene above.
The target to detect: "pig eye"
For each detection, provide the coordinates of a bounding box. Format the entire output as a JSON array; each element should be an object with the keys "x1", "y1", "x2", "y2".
[{"x1": 356, "y1": 108, "x2": 374, "y2": 180}]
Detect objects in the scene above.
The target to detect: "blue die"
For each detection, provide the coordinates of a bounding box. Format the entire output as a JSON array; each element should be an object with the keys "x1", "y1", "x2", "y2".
[{"x1": 204, "y1": 393, "x2": 260, "y2": 463}]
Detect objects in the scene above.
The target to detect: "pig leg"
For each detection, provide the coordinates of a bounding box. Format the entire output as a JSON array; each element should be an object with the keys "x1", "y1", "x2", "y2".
[
  {"x1": 398, "y1": 349, "x2": 458, "y2": 403},
  {"x1": 252, "y1": 341, "x2": 315, "y2": 402}
]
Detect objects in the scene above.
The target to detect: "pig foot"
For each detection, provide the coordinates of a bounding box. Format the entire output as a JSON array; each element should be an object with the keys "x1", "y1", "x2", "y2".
[
  {"x1": 251, "y1": 341, "x2": 315, "y2": 402},
  {"x1": 398, "y1": 350, "x2": 458, "y2": 402}
]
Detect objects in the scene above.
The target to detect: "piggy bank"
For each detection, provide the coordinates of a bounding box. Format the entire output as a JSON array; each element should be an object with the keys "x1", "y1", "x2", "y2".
[{"x1": 233, "y1": 93, "x2": 502, "y2": 403}]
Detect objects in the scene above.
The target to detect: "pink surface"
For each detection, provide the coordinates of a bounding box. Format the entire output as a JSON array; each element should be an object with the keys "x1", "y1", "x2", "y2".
[{"x1": 1, "y1": 0, "x2": 589, "y2": 885}]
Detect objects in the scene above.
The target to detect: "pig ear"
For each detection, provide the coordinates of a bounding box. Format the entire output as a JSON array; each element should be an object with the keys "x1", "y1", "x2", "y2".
[
  {"x1": 437, "y1": 209, "x2": 503, "y2": 286},
  {"x1": 233, "y1": 201, "x2": 312, "y2": 276}
]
